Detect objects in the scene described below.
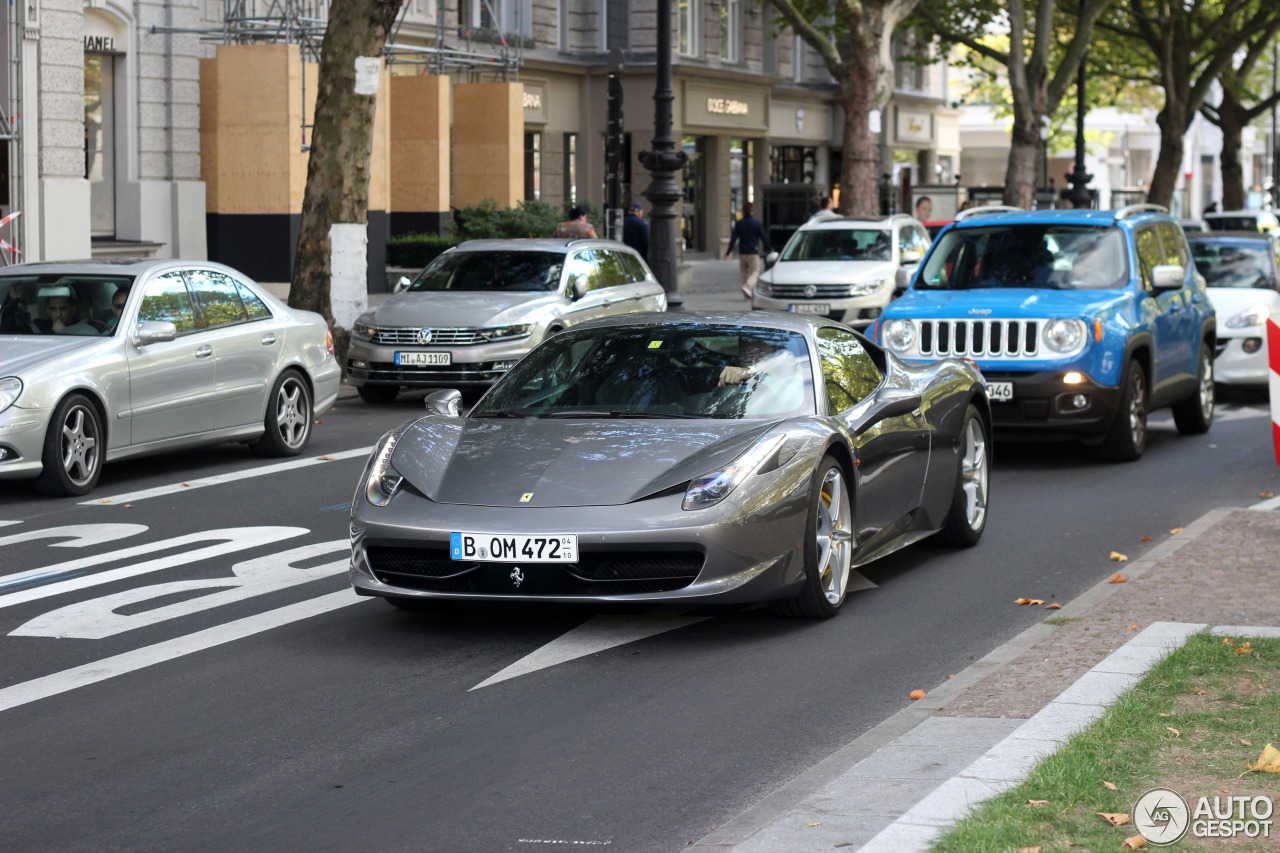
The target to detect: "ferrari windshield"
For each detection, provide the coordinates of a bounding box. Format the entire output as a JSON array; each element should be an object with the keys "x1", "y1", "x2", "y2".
[
  {"x1": 0, "y1": 275, "x2": 135, "y2": 336},
  {"x1": 409, "y1": 251, "x2": 564, "y2": 292},
  {"x1": 781, "y1": 228, "x2": 891, "y2": 262},
  {"x1": 473, "y1": 324, "x2": 816, "y2": 419},
  {"x1": 1189, "y1": 240, "x2": 1278, "y2": 289},
  {"x1": 917, "y1": 224, "x2": 1129, "y2": 290}
]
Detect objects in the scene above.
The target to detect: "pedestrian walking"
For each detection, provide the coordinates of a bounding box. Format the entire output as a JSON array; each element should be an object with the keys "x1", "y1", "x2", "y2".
[
  {"x1": 554, "y1": 207, "x2": 598, "y2": 239},
  {"x1": 809, "y1": 196, "x2": 839, "y2": 221},
  {"x1": 622, "y1": 201, "x2": 649, "y2": 261},
  {"x1": 725, "y1": 202, "x2": 771, "y2": 300}
]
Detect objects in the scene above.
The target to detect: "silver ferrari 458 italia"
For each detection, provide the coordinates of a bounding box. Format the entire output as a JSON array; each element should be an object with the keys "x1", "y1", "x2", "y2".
[{"x1": 348, "y1": 313, "x2": 990, "y2": 617}]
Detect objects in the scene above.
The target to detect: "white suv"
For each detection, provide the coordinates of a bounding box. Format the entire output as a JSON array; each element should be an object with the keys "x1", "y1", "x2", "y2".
[{"x1": 752, "y1": 214, "x2": 931, "y2": 325}]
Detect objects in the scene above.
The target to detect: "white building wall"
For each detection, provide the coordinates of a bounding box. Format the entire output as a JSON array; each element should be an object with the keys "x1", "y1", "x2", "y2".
[{"x1": 37, "y1": 0, "x2": 91, "y2": 259}]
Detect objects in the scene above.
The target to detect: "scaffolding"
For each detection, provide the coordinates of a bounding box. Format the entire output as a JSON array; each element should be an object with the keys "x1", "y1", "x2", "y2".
[{"x1": 3, "y1": 2, "x2": 24, "y2": 262}]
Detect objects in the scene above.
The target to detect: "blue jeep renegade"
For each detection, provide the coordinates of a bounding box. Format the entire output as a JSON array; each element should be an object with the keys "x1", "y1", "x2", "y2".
[{"x1": 876, "y1": 205, "x2": 1216, "y2": 460}]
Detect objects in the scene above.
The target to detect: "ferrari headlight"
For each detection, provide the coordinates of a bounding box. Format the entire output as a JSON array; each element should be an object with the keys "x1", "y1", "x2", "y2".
[
  {"x1": 352, "y1": 321, "x2": 378, "y2": 341},
  {"x1": 480, "y1": 324, "x2": 533, "y2": 342},
  {"x1": 0, "y1": 377, "x2": 20, "y2": 413},
  {"x1": 1042, "y1": 319, "x2": 1087, "y2": 354},
  {"x1": 882, "y1": 319, "x2": 916, "y2": 353},
  {"x1": 1225, "y1": 304, "x2": 1269, "y2": 328},
  {"x1": 683, "y1": 434, "x2": 787, "y2": 511},
  {"x1": 848, "y1": 277, "x2": 888, "y2": 296},
  {"x1": 364, "y1": 425, "x2": 410, "y2": 506}
]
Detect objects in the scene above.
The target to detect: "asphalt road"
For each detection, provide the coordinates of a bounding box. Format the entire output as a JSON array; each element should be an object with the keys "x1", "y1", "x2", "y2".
[{"x1": 1, "y1": 386, "x2": 1276, "y2": 853}]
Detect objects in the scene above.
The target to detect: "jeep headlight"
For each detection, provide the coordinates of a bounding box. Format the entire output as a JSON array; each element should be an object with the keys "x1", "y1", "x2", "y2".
[
  {"x1": 1042, "y1": 319, "x2": 1087, "y2": 354},
  {"x1": 1225, "y1": 304, "x2": 1269, "y2": 328},
  {"x1": 849, "y1": 278, "x2": 889, "y2": 296},
  {"x1": 882, "y1": 319, "x2": 916, "y2": 354},
  {"x1": 0, "y1": 377, "x2": 21, "y2": 413},
  {"x1": 480, "y1": 324, "x2": 533, "y2": 342}
]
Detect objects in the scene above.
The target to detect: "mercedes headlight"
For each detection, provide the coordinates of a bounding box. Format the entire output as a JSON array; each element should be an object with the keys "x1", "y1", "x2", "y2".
[
  {"x1": 352, "y1": 321, "x2": 378, "y2": 341},
  {"x1": 882, "y1": 319, "x2": 916, "y2": 354},
  {"x1": 1042, "y1": 319, "x2": 1087, "y2": 354},
  {"x1": 0, "y1": 377, "x2": 21, "y2": 413},
  {"x1": 363, "y1": 425, "x2": 411, "y2": 506},
  {"x1": 683, "y1": 434, "x2": 787, "y2": 511},
  {"x1": 849, "y1": 278, "x2": 888, "y2": 296},
  {"x1": 1225, "y1": 304, "x2": 1269, "y2": 328},
  {"x1": 480, "y1": 324, "x2": 533, "y2": 342}
]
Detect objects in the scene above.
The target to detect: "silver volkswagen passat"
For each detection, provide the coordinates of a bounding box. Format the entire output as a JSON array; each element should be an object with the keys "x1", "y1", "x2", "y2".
[
  {"x1": 345, "y1": 239, "x2": 666, "y2": 402},
  {"x1": 0, "y1": 259, "x2": 341, "y2": 496}
]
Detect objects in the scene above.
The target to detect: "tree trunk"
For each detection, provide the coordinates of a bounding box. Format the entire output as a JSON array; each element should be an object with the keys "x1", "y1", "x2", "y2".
[
  {"x1": 289, "y1": 0, "x2": 405, "y2": 327},
  {"x1": 1216, "y1": 89, "x2": 1246, "y2": 211},
  {"x1": 837, "y1": 8, "x2": 884, "y2": 217},
  {"x1": 1004, "y1": 107, "x2": 1042, "y2": 209},
  {"x1": 1147, "y1": 103, "x2": 1187, "y2": 209}
]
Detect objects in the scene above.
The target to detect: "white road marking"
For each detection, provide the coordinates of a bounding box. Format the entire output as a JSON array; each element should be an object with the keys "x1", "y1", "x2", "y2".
[
  {"x1": 0, "y1": 591, "x2": 369, "y2": 713},
  {"x1": 13, "y1": 540, "x2": 349, "y2": 639},
  {"x1": 1214, "y1": 405, "x2": 1271, "y2": 423},
  {"x1": 1252, "y1": 495, "x2": 1280, "y2": 511},
  {"x1": 0, "y1": 521, "x2": 21, "y2": 529},
  {"x1": 0, "y1": 523, "x2": 148, "y2": 550},
  {"x1": 0, "y1": 527, "x2": 308, "y2": 609},
  {"x1": 471, "y1": 607, "x2": 712, "y2": 691},
  {"x1": 80, "y1": 446, "x2": 374, "y2": 506}
]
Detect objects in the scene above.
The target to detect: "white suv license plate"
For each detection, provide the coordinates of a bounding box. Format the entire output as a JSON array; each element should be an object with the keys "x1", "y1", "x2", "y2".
[
  {"x1": 789, "y1": 304, "x2": 830, "y2": 315},
  {"x1": 450, "y1": 532, "x2": 579, "y2": 563},
  {"x1": 986, "y1": 381, "x2": 1014, "y2": 402},
  {"x1": 396, "y1": 351, "x2": 451, "y2": 366}
]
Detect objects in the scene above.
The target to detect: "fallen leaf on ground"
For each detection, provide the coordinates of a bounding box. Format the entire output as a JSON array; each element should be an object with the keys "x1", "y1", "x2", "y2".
[
  {"x1": 1121, "y1": 835, "x2": 1148, "y2": 849},
  {"x1": 1170, "y1": 527, "x2": 1184, "y2": 535},
  {"x1": 1015, "y1": 847, "x2": 1042, "y2": 853},
  {"x1": 909, "y1": 689, "x2": 926, "y2": 700},
  {"x1": 1109, "y1": 572, "x2": 1128, "y2": 583},
  {"x1": 1140, "y1": 536, "x2": 1153, "y2": 541},
  {"x1": 314, "y1": 419, "x2": 324, "y2": 424},
  {"x1": 808, "y1": 821, "x2": 821, "y2": 826},
  {"x1": 124, "y1": 504, "x2": 132, "y2": 508},
  {"x1": 1222, "y1": 637, "x2": 1235, "y2": 645},
  {"x1": 1103, "y1": 781, "x2": 1118, "y2": 791},
  {"x1": 1045, "y1": 603, "x2": 1063, "y2": 610},
  {"x1": 1159, "y1": 713, "x2": 1171, "y2": 717},
  {"x1": 947, "y1": 674, "x2": 955, "y2": 678},
  {"x1": 1028, "y1": 599, "x2": 1045, "y2": 605},
  {"x1": 1246, "y1": 744, "x2": 1280, "y2": 773},
  {"x1": 182, "y1": 483, "x2": 191, "y2": 487},
  {"x1": 1097, "y1": 813, "x2": 1131, "y2": 827},
  {"x1": 1025, "y1": 799, "x2": 1049, "y2": 806},
  {"x1": 1241, "y1": 739, "x2": 1253, "y2": 746},
  {"x1": 1189, "y1": 686, "x2": 1205, "y2": 695},
  {"x1": 1235, "y1": 642, "x2": 1254, "y2": 655},
  {"x1": 1261, "y1": 491, "x2": 1274, "y2": 498},
  {"x1": 1167, "y1": 727, "x2": 1181, "y2": 738},
  {"x1": 1127, "y1": 623, "x2": 1139, "y2": 630},
  {"x1": 1110, "y1": 551, "x2": 1129, "y2": 562},
  {"x1": 1015, "y1": 598, "x2": 1033, "y2": 605},
  {"x1": 99, "y1": 498, "x2": 111, "y2": 503},
  {"x1": 317, "y1": 455, "x2": 335, "y2": 461}
]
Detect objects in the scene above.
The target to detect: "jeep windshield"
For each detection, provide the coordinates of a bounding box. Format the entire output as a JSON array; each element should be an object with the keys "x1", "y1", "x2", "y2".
[
  {"x1": 916, "y1": 225, "x2": 1129, "y2": 290},
  {"x1": 409, "y1": 251, "x2": 564, "y2": 292},
  {"x1": 780, "y1": 229, "x2": 891, "y2": 262}
]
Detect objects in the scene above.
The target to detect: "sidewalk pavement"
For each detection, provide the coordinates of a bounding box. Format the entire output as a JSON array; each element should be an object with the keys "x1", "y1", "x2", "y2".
[{"x1": 690, "y1": 503, "x2": 1280, "y2": 852}]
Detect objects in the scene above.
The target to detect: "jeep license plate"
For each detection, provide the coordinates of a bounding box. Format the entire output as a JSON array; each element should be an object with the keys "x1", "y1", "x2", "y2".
[
  {"x1": 789, "y1": 304, "x2": 830, "y2": 315},
  {"x1": 986, "y1": 381, "x2": 1013, "y2": 402}
]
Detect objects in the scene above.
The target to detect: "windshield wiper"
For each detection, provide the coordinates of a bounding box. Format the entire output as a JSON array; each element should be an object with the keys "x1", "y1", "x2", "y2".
[
  {"x1": 614, "y1": 411, "x2": 702, "y2": 419},
  {"x1": 470, "y1": 410, "x2": 528, "y2": 418},
  {"x1": 546, "y1": 409, "x2": 701, "y2": 419}
]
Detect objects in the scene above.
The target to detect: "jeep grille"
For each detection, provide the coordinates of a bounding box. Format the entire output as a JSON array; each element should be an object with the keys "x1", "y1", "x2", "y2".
[{"x1": 918, "y1": 319, "x2": 1041, "y2": 358}]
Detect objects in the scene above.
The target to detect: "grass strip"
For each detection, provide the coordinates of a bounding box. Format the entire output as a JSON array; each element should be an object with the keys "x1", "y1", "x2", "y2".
[{"x1": 931, "y1": 633, "x2": 1280, "y2": 852}]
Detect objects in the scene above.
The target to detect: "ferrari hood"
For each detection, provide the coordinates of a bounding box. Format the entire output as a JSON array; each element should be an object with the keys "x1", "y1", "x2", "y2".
[
  {"x1": 362, "y1": 290, "x2": 556, "y2": 328},
  {"x1": 391, "y1": 416, "x2": 777, "y2": 507}
]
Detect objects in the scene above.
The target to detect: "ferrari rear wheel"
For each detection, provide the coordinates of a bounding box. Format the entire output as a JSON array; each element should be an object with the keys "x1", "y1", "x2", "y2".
[
  {"x1": 933, "y1": 405, "x2": 989, "y2": 547},
  {"x1": 772, "y1": 456, "x2": 854, "y2": 619}
]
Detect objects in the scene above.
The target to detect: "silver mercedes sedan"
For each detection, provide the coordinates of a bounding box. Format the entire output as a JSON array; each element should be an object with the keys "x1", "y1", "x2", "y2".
[{"x1": 0, "y1": 259, "x2": 341, "y2": 496}]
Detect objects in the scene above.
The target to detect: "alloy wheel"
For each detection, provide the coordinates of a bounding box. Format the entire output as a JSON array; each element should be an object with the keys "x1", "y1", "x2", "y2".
[
  {"x1": 274, "y1": 377, "x2": 311, "y2": 451},
  {"x1": 1128, "y1": 369, "x2": 1147, "y2": 448},
  {"x1": 814, "y1": 467, "x2": 853, "y2": 605},
  {"x1": 960, "y1": 417, "x2": 988, "y2": 531},
  {"x1": 60, "y1": 404, "x2": 100, "y2": 488},
  {"x1": 1197, "y1": 351, "x2": 1214, "y2": 422}
]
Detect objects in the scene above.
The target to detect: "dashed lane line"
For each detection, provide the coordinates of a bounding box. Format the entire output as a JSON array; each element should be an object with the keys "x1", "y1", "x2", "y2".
[{"x1": 80, "y1": 446, "x2": 373, "y2": 506}]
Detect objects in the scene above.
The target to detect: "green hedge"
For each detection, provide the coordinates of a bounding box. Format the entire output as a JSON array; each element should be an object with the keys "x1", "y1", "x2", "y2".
[
  {"x1": 387, "y1": 199, "x2": 602, "y2": 269},
  {"x1": 386, "y1": 233, "x2": 458, "y2": 269}
]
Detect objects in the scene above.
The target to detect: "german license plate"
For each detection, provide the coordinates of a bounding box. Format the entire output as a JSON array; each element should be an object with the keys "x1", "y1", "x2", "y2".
[
  {"x1": 789, "y1": 304, "x2": 830, "y2": 314},
  {"x1": 986, "y1": 381, "x2": 1014, "y2": 402},
  {"x1": 450, "y1": 532, "x2": 578, "y2": 563},
  {"x1": 396, "y1": 351, "x2": 451, "y2": 366}
]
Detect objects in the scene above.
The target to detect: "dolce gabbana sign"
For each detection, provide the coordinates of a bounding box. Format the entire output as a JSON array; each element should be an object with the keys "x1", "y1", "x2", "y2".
[
  {"x1": 522, "y1": 81, "x2": 548, "y2": 123},
  {"x1": 684, "y1": 84, "x2": 767, "y2": 131},
  {"x1": 707, "y1": 97, "x2": 749, "y2": 116}
]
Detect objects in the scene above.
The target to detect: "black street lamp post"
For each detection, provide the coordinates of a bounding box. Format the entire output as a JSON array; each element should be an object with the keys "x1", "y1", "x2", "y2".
[
  {"x1": 638, "y1": 0, "x2": 687, "y2": 308},
  {"x1": 1065, "y1": 24, "x2": 1093, "y2": 210}
]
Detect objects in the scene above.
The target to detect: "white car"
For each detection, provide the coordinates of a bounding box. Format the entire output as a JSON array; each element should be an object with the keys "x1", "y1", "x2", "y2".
[
  {"x1": 1187, "y1": 232, "x2": 1280, "y2": 385},
  {"x1": 752, "y1": 214, "x2": 930, "y2": 325}
]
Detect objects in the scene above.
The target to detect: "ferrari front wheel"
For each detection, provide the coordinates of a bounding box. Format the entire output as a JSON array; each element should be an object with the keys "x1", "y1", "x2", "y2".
[
  {"x1": 772, "y1": 456, "x2": 854, "y2": 619},
  {"x1": 933, "y1": 405, "x2": 989, "y2": 547}
]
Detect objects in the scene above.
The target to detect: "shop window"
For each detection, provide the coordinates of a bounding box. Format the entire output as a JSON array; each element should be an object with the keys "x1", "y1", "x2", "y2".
[
  {"x1": 892, "y1": 34, "x2": 927, "y2": 92},
  {"x1": 525, "y1": 131, "x2": 542, "y2": 201},
  {"x1": 605, "y1": 0, "x2": 628, "y2": 50},
  {"x1": 719, "y1": 0, "x2": 741, "y2": 62},
  {"x1": 771, "y1": 146, "x2": 817, "y2": 184},
  {"x1": 462, "y1": 0, "x2": 531, "y2": 36},
  {"x1": 679, "y1": 0, "x2": 699, "y2": 56}
]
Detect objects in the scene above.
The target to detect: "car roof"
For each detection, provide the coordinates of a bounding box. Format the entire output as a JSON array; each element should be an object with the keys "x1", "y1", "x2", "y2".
[
  {"x1": 1187, "y1": 231, "x2": 1274, "y2": 243},
  {"x1": 452, "y1": 238, "x2": 636, "y2": 253},
  {"x1": 0, "y1": 258, "x2": 183, "y2": 277},
  {"x1": 798, "y1": 214, "x2": 921, "y2": 231},
  {"x1": 568, "y1": 310, "x2": 851, "y2": 336}
]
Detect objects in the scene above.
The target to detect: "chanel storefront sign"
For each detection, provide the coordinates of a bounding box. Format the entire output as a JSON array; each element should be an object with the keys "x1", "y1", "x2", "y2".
[{"x1": 84, "y1": 35, "x2": 115, "y2": 52}]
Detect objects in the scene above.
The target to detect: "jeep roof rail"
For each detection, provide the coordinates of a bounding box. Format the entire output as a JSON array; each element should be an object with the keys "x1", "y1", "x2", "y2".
[
  {"x1": 953, "y1": 204, "x2": 1024, "y2": 222},
  {"x1": 1114, "y1": 203, "x2": 1168, "y2": 221}
]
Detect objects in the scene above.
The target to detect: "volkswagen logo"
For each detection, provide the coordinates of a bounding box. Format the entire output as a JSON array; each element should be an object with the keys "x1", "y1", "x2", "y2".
[
  {"x1": 416, "y1": 328, "x2": 434, "y2": 345},
  {"x1": 804, "y1": 284, "x2": 818, "y2": 298}
]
